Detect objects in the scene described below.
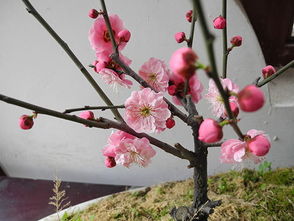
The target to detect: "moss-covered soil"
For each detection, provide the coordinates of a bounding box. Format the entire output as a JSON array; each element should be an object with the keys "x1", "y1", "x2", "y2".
[{"x1": 63, "y1": 167, "x2": 294, "y2": 221}]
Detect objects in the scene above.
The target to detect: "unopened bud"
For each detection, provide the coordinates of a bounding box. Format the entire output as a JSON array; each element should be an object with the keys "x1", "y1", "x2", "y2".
[
  {"x1": 262, "y1": 65, "x2": 276, "y2": 79},
  {"x1": 118, "y1": 29, "x2": 131, "y2": 43},
  {"x1": 19, "y1": 115, "x2": 34, "y2": 130},
  {"x1": 88, "y1": 9, "x2": 99, "y2": 19},
  {"x1": 166, "y1": 117, "x2": 176, "y2": 129},
  {"x1": 230, "y1": 36, "x2": 242, "y2": 47},
  {"x1": 186, "y1": 10, "x2": 193, "y2": 23},
  {"x1": 174, "y1": 32, "x2": 186, "y2": 43},
  {"x1": 213, "y1": 16, "x2": 226, "y2": 29}
]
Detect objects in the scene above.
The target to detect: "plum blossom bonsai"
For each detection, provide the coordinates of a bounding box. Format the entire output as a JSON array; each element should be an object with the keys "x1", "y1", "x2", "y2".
[{"x1": 1, "y1": 0, "x2": 293, "y2": 220}]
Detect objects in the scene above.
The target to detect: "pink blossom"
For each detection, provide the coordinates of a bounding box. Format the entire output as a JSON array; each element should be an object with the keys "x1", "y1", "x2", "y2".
[
  {"x1": 19, "y1": 115, "x2": 34, "y2": 130},
  {"x1": 198, "y1": 118, "x2": 223, "y2": 143},
  {"x1": 238, "y1": 85, "x2": 264, "y2": 112},
  {"x1": 220, "y1": 129, "x2": 271, "y2": 163},
  {"x1": 221, "y1": 139, "x2": 246, "y2": 163},
  {"x1": 89, "y1": 14, "x2": 128, "y2": 54},
  {"x1": 247, "y1": 129, "x2": 271, "y2": 156},
  {"x1": 262, "y1": 65, "x2": 276, "y2": 79},
  {"x1": 169, "y1": 47, "x2": 198, "y2": 79},
  {"x1": 139, "y1": 58, "x2": 170, "y2": 92},
  {"x1": 230, "y1": 36, "x2": 242, "y2": 47},
  {"x1": 88, "y1": 9, "x2": 99, "y2": 19},
  {"x1": 102, "y1": 130, "x2": 135, "y2": 158},
  {"x1": 115, "y1": 137, "x2": 156, "y2": 167},
  {"x1": 174, "y1": 32, "x2": 186, "y2": 43},
  {"x1": 104, "y1": 157, "x2": 116, "y2": 168},
  {"x1": 118, "y1": 29, "x2": 131, "y2": 43},
  {"x1": 124, "y1": 88, "x2": 171, "y2": 133},
  {"x1": 205, "y1": 78, "x2": 239, "y2": 118},
  {"x1": 186, "y1": 10, "x2": 193, "y2": 23},
  {"x1": 99, "y1": 69, "x2": 132, "y2": 90},
  {"x1": 94, "y1": 52, "x2": 133, "y2": 89},
  {"x1": 171, "y1": 74, "x2": 203, "y2": 106},
  {"x1": 79, "y1": 111, "x2": 94, "y2": 120},
  {"x1": 213, "y1": 16, "x2": 226, "y2": 29}
]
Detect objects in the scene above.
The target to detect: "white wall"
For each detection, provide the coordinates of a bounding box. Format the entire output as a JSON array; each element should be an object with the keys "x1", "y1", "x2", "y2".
[{"x1": 0, "y1": 0, "x2": 293, "y2": 186}]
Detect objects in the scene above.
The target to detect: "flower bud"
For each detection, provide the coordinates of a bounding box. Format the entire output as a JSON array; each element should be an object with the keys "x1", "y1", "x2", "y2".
[
  {"x1": 79, "y1": 111, "x2": 95, "y2": 120},
  {"x1": 118, "y1": 29, "x2": 131, "y2": 43},
  {"x1": 174, "y1": 32, "x2": 186, "y2": 43},
  {"x1": 213, "y1": 16, "x2": 226, "y2": 29},
  {"x1": 230, "y1": 36, "x2": 242, "y2": 47},
  {"x1": 186, "y1": 10, "x2": 193, "y2": 23},
  {"x1": 248, "y1": 135, "x2": 271, "y2": 156},
  {"x1": 19, "y1": 115, "x2": 34, "y2": 130},
  {"x1": 88, "y1": 9, "x2": 99, "y2": 19},
  {"x1": 262, "y1": 65, "x2": 276, "y2": 79},
  {"x1": 166, "y1": 117, "x2": 175, "y2": 129},
  {"x1": 238, "y1": 85, "x2": 265, "y2": 112},
  {"x1": 167, "y1": 85, "x2": 177, "y2": 96},
  {"x1": 170, "y1": 47, "x2": 198, "y2": 79},
  {"x1": 224, "y1": 102, "x2": 239, "y2": 118},
  {"x1": 105, "y1": 157, "x2": 116, "y2": 168},
  {"x1": 198, "y1": 118, "x2": 223, "y2": 143}
]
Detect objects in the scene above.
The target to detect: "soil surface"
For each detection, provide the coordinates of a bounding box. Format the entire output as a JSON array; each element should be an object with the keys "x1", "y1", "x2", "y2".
[{"x1": 64, "y1": 167, "x2": 294, "y2": 221}]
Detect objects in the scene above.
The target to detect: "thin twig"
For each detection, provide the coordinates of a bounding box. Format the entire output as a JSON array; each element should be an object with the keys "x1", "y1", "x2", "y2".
[
  {"x1": 63, "y1": 105, "x2": 125, "y2": 114},
  {"x1": 203, "y1": 142, "x2": 223, "y2": 147},
  {"x1": 187, "y1": 9, "x2": 197, "y2": 48},
  {"x1": 99, "y1": 0, "x2": 119, "y2": 55},
  {"x1": 221, "y1": 0, "x2": 228, "y2": 78},
  {"x1": 21, "y1": 0, "x2": 123, "y2": 122},
  {"x1": 0, "y1": 93, "x2": 191, "y2": 161},
  {"x1": 193, "y1": 0, "x2": 244, "y2": 140},
  {"x1": 257, "y1": 60, "x2": 294, "y2": 87}
]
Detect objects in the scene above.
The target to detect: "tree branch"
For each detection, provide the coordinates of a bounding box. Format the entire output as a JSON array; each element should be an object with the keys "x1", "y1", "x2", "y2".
[
  {"x1": 63, "y1": 105, "x2": 125, "y2": 114},
  {"x1": 187, "y1": 9, "x2": 197, "y2": 48},
  {"x1": 192, "y1": 0, "x2": 244, "y2": 140},
  {"x1": 21, "y1": 0, "x2": 123, "y2": 122},
  {"x1": 0, "y1": 93, "x2": 190, "y2": 161},
  {"x1": 221, "y1": 0, "x2": 228, "y2": 78},
  {"x1": 256, "y1": 60, "x2": 294, "y2": 87}
]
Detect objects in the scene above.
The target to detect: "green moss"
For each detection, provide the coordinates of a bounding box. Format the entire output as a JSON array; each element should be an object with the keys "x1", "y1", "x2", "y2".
[{"x1": 67, "y1": 167, "x2": 294, "y2": 221}]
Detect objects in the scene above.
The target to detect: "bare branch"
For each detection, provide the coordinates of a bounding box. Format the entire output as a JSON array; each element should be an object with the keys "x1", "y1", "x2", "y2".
[
  {"x1": 63, "y1": 105, "x2": 125, "y2": 114},
  {"x1": 0, "y1": 93, "x2": 188, "y2": 160},
  {"x1": 256, "y1": 60, "x2": 294, "y2": 87}
]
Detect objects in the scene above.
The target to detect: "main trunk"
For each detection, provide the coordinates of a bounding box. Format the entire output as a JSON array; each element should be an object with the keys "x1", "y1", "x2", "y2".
[{"x1": 192, "y1": 145, "x2": 208, "y2": 210}]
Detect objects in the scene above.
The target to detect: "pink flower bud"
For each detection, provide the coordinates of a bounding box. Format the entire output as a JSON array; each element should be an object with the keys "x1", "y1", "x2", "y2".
[
  {"x1": 224, "y1": 102, "x2": 239, "y2": 118},
  {"x1": 19, "y1": 115, "x2": 34, "y2": 130},
  {"x1": 174, "y1": 32, "x2": 186, "y2": 43},
  {"x1": 170, "y1": 47, "x2": 198, "y2": 79},
  {"x1": 213, "y1": 16, "x2": 226, "y2": 29},
  {"x1": 79, "y1": 111, "x2": 95, "y2": 120},
  {"x1": 93, "y1": 60, "x2": 106, "y2": 73},
  {"x1": 262, "y1": 65, "x2": 276, "y2": 79},
  {"x1": 118, "y1": 29, "x2": 131, "y2": 43},
  {"x1": 198, "y1": 118, "x2": 223, "y2": 143},
  {"x1": 167, "y1": 85, "x2": 177, "y2": 96},
  {"x1": 166, "y1": 117, "x2": 175, "y2": 129},
  {"x1": 186, "y1": 10, "x2": 193, "y2": 23},
  {"x1": 230, "y1": 36, "x2": 242, "y2": 47},
  {"x1": 88, "y1": 9, "x2": 99, "y2": 19},
  {"x1": 247, "y1": 134, "x2": 271, "y2": 156},
  {"x1": 105, "y1": 157, "x2": 116, "y2": 168},
  {"x1": 238, "y1": 85, "x2": 265, "y2": 112}
]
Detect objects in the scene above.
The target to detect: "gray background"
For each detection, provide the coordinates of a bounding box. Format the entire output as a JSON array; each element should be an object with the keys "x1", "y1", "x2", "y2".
[{"x1": 0, "y1": 0, "x2": 293, "y2": 186}]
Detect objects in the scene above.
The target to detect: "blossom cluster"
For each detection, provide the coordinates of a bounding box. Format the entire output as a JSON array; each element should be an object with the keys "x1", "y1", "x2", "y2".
[{"x1": 18, "y1": 9, "x2": 277, "y2": 169}]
